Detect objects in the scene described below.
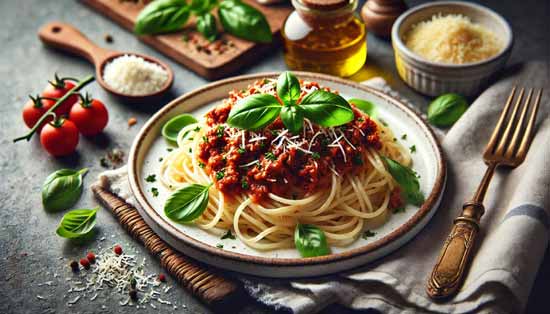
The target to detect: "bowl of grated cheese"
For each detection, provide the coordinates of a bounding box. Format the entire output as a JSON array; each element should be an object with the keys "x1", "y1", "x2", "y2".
[{"x1": 391, "y1": 1, "x2": 513, "y2": 97}]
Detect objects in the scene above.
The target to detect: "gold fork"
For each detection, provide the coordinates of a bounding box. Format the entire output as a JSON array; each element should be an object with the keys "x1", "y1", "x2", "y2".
[{"x1": 426, "y1": 87, "x2": 543, "y2": 299}]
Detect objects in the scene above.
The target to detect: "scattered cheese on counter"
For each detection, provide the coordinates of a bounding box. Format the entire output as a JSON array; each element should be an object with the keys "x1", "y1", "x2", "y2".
[{"x1": 103, "y1": 54, "x2": 168, "y2": 95}]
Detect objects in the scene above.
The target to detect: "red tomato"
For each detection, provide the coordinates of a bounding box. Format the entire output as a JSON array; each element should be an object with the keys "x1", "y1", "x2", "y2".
[
  {"x1": 42, "y1": 81, "x2": 79, "y2": 116},
  {"x1": 69, "y1": 98, "x2": 109, "y2": 136},
  {"x1": 40, "y1": 119, "x2": 79, "y2": 156},
  {"x1": 22, "y1": 96, "x2": 55, "y2": 130}
]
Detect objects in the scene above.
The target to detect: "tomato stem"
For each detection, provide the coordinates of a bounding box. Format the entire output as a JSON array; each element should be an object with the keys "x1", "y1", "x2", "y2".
[{"x1": 13, "y1": 75, "x2": 95, "y2": 143}]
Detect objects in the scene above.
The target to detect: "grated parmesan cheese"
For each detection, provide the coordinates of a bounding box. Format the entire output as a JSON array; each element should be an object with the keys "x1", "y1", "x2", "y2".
[
  {"x1": 103, "y1": 54, "x2": 169, "y2": 95},
  {"x1": 403, "y1": 14, "x2": 503, "y2": 64}
]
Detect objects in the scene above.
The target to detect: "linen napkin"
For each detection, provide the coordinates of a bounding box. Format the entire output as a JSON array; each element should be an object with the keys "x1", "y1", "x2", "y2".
[{"x1": 96, "y1": 61, "x2": 549, "y2": 314}]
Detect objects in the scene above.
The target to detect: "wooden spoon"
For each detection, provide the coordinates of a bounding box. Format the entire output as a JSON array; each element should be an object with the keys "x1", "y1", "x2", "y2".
[{"x1": 38, "y1": 21, "x2": 174, "y2": 103}]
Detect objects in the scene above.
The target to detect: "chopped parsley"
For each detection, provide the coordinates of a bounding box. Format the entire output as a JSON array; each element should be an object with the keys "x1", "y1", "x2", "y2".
[
  {"x1": 198, "y1": 162, "x2": 205, "y2": 168},
  {"x1": 158, "y1": 157, "x2": 163, "y2": 162},
  {"x1": 202, "y1": 136, "x2": 209, "y2": 143},
  {"x1": 265, "y1": 151, "x2": 276, "y2": 161},
  {"x1": 241, "y1": 178, "x2": 249, "y2": 189},
  {"x1": 194, "y1": 126, "x2": 201, "y2": 132},
  {"x1": 352, "y1": 154, "x2": 364, "y2": 165},
  {"x1": 311, "y1": 152, "x2": 321, "y2": 160},
  {"x1": 362, "y1": 230, "x2": 376, "y2": 239},
  {"x1": 216, "y1": 125, "x2": 225, "y2": 138},
  {"x1": 401, "y1": 134, "x2": 407, "y2": 140},
  {"x1": 188, "y1": 148, "x2": 192, "y2": 153},
  {"x1": 216, "y1": 243, "x2": 224, "y2": 249},
  {"x1": 221, "y1": 230, "x2": 236, "y2": 240},
  {"x1": 216, "y1": 170, "x2": 225, "y2": 180},
  {"x1": 270, "y1": 129, "x2": 280, "y2": 136},
  {"x1": 409, "y1": 145, "x2": 416, "y2": 153},
  {"x1": 145, "y1": 174, "x2": 156, "y2": 183},
  {"x1": 237, "y1": 147, "x2": 246, "y2": 154},
  {"x1": 259, "y1": 142, "x2": 265, "y2": 149},
  {"x1": 151, "y1": 187, "x2": 159, "y2": 197},
  {"x1": 357, "y1": 117, "x2": 364, "y2": 122},
  {"x1": 393, "y1": 207, "x2": 406, "y2": 214},
  {"x1": 166, "y1": 148, "x2": 173, "y2": 152}
]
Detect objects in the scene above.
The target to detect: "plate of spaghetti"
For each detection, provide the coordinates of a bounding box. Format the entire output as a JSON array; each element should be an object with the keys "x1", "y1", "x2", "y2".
[{"x1": 129, "y1": 71, "x2": 446, "y2": 277}]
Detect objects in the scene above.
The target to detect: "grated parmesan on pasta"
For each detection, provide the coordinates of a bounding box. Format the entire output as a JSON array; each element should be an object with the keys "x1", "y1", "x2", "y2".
[
  {"x1": 403, "y1": 14, "x2": 503, "y2": 64},
  {"x1": 103, "y1": 54, "x2": 168, "y2": 95}
]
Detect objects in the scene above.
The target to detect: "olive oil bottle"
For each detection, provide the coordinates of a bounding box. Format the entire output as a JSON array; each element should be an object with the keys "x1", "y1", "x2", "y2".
[{"x1": 282, "y1": 0, "x2": 367, "y2": 77}]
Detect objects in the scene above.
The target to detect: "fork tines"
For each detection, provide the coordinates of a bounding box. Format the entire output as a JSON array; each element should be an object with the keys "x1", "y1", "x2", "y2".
[{"x1": 484, "y1": 86, "x2": 543, "y2": 164}]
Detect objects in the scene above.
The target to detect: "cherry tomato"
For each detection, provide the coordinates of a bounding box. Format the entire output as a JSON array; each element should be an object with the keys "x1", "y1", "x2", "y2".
[
  {"x1": 40, "y1": 119, "x2": 79, "y2": 157},
  {"x1": 22, "y1": 96, "x2": 55, "y2": 130},
  {"x1": 69, "y1": 98, "x2": 109, "y2": 136},
  {"x1": 42, "y1": 81, "x2": 79, "y2": 116}
]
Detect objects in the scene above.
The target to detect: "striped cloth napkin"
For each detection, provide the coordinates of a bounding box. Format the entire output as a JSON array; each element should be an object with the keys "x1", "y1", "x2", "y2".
[{"x1": 98, "y1": 61, "x2": 549, "y2": 314}]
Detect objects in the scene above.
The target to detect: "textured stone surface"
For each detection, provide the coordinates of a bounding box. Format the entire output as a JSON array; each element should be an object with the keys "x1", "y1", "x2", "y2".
[{"x1": 0, "y1": 1, "x2": 547, "y2": 313}]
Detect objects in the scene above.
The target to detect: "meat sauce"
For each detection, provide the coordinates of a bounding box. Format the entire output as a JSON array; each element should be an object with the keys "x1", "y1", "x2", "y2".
[{"x1": 198, "y1": 80, "x2": 384, "y2": 203}]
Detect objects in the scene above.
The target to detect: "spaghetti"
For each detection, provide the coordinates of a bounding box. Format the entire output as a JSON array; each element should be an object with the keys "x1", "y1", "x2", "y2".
[{"x1": 159, "y1": 78, "x2": 412, "y2": 251}]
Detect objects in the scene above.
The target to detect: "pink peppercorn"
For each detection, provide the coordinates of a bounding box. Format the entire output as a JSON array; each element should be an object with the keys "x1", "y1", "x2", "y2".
[
  {"x1": 86, "y1": 252, "x2": 96, "y2": 264},
  {"x1": 158, "y1": 274, "x2": 166, "y2": 282},
  {"x1": 80, "y1": 258, "x2": 90, "y2": 270},
  {"x1": 113, "y1": 245, "x2": 123, "y2": 255}
]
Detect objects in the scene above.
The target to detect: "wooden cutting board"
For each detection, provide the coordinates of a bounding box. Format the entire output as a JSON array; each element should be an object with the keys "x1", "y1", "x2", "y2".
[{"x1": 82, "y1": 0, "x2": 291, "y2": 80}]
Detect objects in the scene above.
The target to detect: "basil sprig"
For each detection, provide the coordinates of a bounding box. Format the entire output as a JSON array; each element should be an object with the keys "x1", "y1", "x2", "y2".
[
  {"x1": 134, "y1": 0, "x2": 272, "y2": 43},
  {"x1": 162, "y1": 113, "x2": 198, "y2": 143},
  {"x1": 427, "y1": 93, "x2": 469, "y2": 127},
  {"x1": 164, "y1": 183, "x2": 212, "y2": 223},
  {"x1": 382, "y1": 157, "x2": 424, "y2": 206},
  {"x1": 227, "y1": 71, "x2": 354, "y2": 133},
  {"x1": 294, "y1": 224, "x2": 330, "y2": 258},
  {"x1": 135, "y1": 0, "x2": 191, "y2": 35},
  {"x1": 42, "y1": 168, "x2": 88, "y2": 212},
  {"x1": 56, "y1": 207, "x2": 98, "y2": 239}
]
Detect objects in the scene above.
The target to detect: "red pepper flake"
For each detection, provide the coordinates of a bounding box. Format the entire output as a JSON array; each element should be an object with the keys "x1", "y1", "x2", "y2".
[
  {"x1": 158, "y1": 274, "x2": 166, "y2": 282},
  {"x1": 128, "y1": 117, "x2": 137, "y2": 127},
  {"x1": 80, "y1": 258, "x2": 91, "y2": 270},
  {"x1": 69, "y1": 260, "x2": 79, "y2": 272},
  {"x1": 113, "y1": 245, "x2": 123, "y2": 255},
  {"x1": 86, "y1": 252, "x2": 96, "y2": 264}
]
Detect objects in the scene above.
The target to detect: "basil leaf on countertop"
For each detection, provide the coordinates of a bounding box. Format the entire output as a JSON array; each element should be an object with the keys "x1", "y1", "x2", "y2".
[
  {"x1": 42, "y1": 168, "x2": 88, "y2": 212},
  {"x1": 162, "y1": 113, "x2": 198, "y2": 144},
  {"x1": 164, "y1": 183, "x2": 212, "y2": 223},
  {"x1": 227, "y1": 94, "x2": 282, "y2": 130},
  {"x1": 135, "y1": 0, "x2": 190, "y2": 35},
  {"x1": 299, "y1": 90, "x2": 354, "y2": 127},
  {"x1": 295, "y1": 224, "x2": 330, "y2": 258},
  {"x1": 382, "y1": 157, "x2": 424, "y2": 206},
  {"x1": 427, "y1": 93, "x2": 468, "y2": 127},
  {"x1": 196, "y1": 12, "x2": 218, "y2": 42},
  {"x1": 277, "y1": 71, "x2": 301, "y2": 106},
  {"x1": 280, "y1": 105, "x2": 304, "y2": 134},
  {"x1": 56, "y1": 207, "x2": 98, "y2": 239},
  {"x1": 218, "y1": 0, "x2": 272, "y2": 43},
  {"x1": 348, "y1": 98, "x2": 377, "y2": 118}
]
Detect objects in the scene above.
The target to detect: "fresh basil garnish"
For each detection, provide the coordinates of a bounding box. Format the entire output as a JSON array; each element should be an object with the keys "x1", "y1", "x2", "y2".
[
  {"x1": 196, "y1": 12, "x2": 218, "y2": 42},
  {"x1": 294, "y1": 224, "x2": 330, "y2": 258},
  {"x1": 300, "y1": 90, "x2": 354, "y2": 127},
  {"x1": 382, "y1": 157, "x2": 424, "y2": 206},
  {"x1": 190, "y1": 0, "x2": 217, "y2": 14},
  {"x1": 56, "y1": 207, "x2": 98, "y2": 239},
  {"x1": 227, "y1": 94, "x2": 281, "y2": 130},
  {"x1": 277, "y1": 71, "x2": 301, "y2": 106},
  {"x1": 427, "y1": 93, "x2": 468, "y2": 127},
  {"x1": 135, "y1": 0, "x2": 191, "y2": 35},
  {"x1": 218, "y1": 0, "x2": 272, "y2": 43},
  {"x1": 348, "y1": 98, "x2": 377, "y2": 118},
  {"x1": 164, "y1": 183, "x2": 212, "y2": 223},
  {"x1": 162, "y1": 113, "x2": 198, "y2": 144},
  {"x1": 42, "y1": 168, "x2": 88, "y2": 212},
  {"x1": 280, "y1": 105, "x2": 304, "y2": 134}
]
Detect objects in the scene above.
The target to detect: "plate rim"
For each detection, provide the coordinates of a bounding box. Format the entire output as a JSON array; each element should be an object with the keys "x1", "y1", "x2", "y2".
[{"x1": 128, "y1": 71, "x2": 446, "y2": 267}]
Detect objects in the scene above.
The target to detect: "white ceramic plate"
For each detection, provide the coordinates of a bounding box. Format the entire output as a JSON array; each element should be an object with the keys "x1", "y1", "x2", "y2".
[{"x1": 128, "y1": 72, "x2": 446, "y2": 278}]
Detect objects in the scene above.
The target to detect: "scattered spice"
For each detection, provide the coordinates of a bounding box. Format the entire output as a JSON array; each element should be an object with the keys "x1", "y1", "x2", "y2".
[
  {"x1": 151, "y1": 187, "x2": 159, "y2": 197},
  {"x1": 86, "y1": 252, "x2": 96, "y2": 264},
  {"x1": 80, "y1": 258, "x2": 91, "y2": 270},
  {"x1": 104, "y1": 34, "x2": 114, "y2": 43},
  {"x1": 128, "y1": 117, "x2": 137, "y2": 127},
  {"x1": 221, "y1": 230, "x2": 236, "y2": 240},
  {"x1": 129, "y1": 289, "x2": 138, "y2": 301},
  {"x1": 362, "y1": 230, "x2": 376, "y2": 239},
  {"x1": 100, "y1": 148, "x2": 125, "y2": 169},
  {"x1": 409, "y1": 145, "x2": 416, "y2": 153},
  {"x1": 158, "y1": 274, "x2": 166, "y2": 282},
  {"x1": 145, "y1": 174, "x2": 156, "y2": 183},
  {"x1": 69, "y1": 260, "x2": 79, "y2": 272},
  {"x1": 216, "y1": 243, "x2": 224, "y2": 249},
  {"x1": 113, "y1": 245, "x2": 123, "y2": 255},
  {"x1": 401, "y1": 134, "x2": 407, "y2": 140}
]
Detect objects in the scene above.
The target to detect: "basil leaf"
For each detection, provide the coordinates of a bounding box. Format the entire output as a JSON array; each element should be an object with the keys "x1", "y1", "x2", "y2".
[
  {"x1": 164, "y1": 183, "x2": 211, "y2": 223},
  {"x1": 382, "y1": 157, "x2": 424, "y2": 206},
  {"x1": 227, "y1": 94, "x2": 281, "y2": 130},
  {"x1": 162, "y1": 114, "x2": 198, "y2": 143},
  {"x1": 56, "y1": 207, "x2": 98, "y2": 239},
  {"x1": 218, "y1": 0, "x2": 272, "y2": 43},
  {"x1": 196, "y1": 12, "x2": 218, "y2": 42},
  {"x1": 190, "y1": 0, "x2": 218, "y2": 14},
  {"x1": 348, "y1": 98, "x2": 377, "y2": 118},
  {"x1": 427, "y1": 93, "x2": 469, "y2": 127},
  {"x1": 277, "y1": 71, "x2": 301, "y2": 106},
  {"x1": 135, "y1": 0, "x2": 190, "y2": 35},
  {"x1": 280, "y1": 105, "x2": 304, "y2": 134},
  {"x1": 294, "y1": 224, "x2": 330, "y2": 258},
  {"x1": 42, "y1": 168, "x2": 88, "y2": 212},
  {"x1": 299, "y1": 90, "x2": 354, "y2": 127}
]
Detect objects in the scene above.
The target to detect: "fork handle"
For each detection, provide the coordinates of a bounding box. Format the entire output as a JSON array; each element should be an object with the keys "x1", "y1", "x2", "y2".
[{"x1": 426, "y1": 202, "x2": 484, "y2": 299}]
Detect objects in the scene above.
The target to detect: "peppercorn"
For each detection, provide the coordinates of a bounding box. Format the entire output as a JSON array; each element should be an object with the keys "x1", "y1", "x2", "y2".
[
  {"x1": 86, "y1": 252, "x2": 96, "y2": 264},
  {"x1": 129, "y1": 288, "x2": 138, "y2": 301},
  {"x1": 158, "y1": 274, "x2": 166, "y2": 282},
  {"x1": 69, "y1": 260, "x2": 79, "y2": 272},
  {"x1": 113, "y1": 245, "x2": 123, "y2": 255},
  {"x1": 79, "y1": 258, "x2": 90, "y2": 270}
]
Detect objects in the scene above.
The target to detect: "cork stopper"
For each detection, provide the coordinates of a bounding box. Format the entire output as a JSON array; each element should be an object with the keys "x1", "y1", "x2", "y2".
[{"x1": 300, "y1": 0, "x2": 350, "y2": 11}]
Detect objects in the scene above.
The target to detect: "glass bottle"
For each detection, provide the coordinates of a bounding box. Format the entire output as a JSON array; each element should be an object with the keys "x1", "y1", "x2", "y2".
[{"x1": 281, "y1": 0, "x2": 367, "y2": 77}]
